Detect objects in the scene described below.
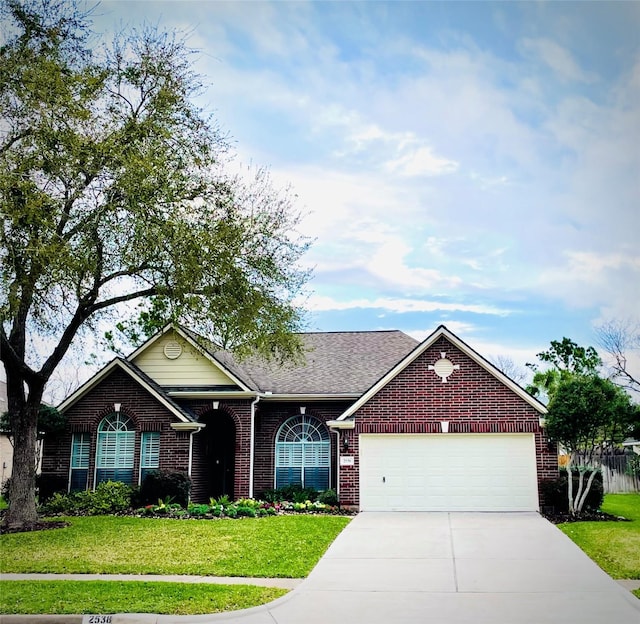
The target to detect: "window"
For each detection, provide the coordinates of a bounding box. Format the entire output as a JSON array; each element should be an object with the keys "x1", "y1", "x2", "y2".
[
  {"x1": 95, "y1": 413, "x2": 135, "y2": 486},
  {"x1": 70, "y1": 432, "x2": 90, "y2": 491},
  {"x1": 275, "y1": 415, "x2": 330, "y2": 490},
  {"x1": 140, "y1": 431, "x2": 160, "y2": 483}
]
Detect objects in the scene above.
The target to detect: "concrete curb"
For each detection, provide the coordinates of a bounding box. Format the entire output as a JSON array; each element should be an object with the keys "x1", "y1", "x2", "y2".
[{"x1": 0, "y1": 574, "x2": 302, "y2": 590}]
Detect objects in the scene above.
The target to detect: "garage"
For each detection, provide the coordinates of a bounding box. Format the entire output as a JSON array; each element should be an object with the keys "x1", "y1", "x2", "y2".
[{"x1": 359, "y1": 433, "x2": 539, "y2": 512}]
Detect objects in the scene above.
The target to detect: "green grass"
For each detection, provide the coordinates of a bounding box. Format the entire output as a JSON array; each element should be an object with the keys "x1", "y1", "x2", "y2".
[
  {"x1": 559, "y1": 493, "x2": 640, "y2": 579},
  {"x1": 0, "y1": 496, "x2": 7, "y2": 511},
  {"x1": 0, "y1": 580, "x2": 286, "y2": 615},
  {"x1": 0, "y1": 515, "x2": 351, "y2": 578}
]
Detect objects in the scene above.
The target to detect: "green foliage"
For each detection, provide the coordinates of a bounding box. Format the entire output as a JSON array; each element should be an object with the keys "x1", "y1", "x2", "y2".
[
  {"x1": 0, "y1": 0, "x2": 310, "y2": 528},
  {"x1": 546, "y1": 376, "x2": 637, "y2": 453},
  {"x1": 317, "y1": 489, "x2": 339, "y2": 506},
  {"x1": 545, "y1": 376, "x2": 638, "y2": 513},
  {"x1": 262, "y1": 484, "x2": 319, "y2": 503},
  {"x1": 40, "y1": 481, "x2": 133, "y2": 516},
  {"x1": 540, "y1": 471, "x2": 604, "y2": 512},
  {"x1": 137, "y1": 470, "x2": 191, "y2": 508},
  {"x1": 0, "y1": 405, "x2": 66, "y2": 437},
  {"x1": 526, "y1": 337, "x2": 602, "y2": 401},
  {"x1": 187, "y1": 503, "x2": 210, "y2": 517},
  {"x1": 625, "y1": 454, "x2": 640, "y2": 478},
  {"x1": 210, "y1": 494, "x2": 232, "y2": 507},
  {"x1": 235, "y1": 505, "x2": 257, "y2": 518}
]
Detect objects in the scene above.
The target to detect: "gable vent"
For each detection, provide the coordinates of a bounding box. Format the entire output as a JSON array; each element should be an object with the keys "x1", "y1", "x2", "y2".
[{"x1": 163, "y1": 341, "x2": 183, "y2": 360}]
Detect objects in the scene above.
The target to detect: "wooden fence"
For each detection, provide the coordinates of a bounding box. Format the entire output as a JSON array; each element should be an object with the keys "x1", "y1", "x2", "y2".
[
  {"x1": 564, "y1": 454, "x2": 640, "y2": 493},
  {"x1": 600, "y1": 455, "x2": 640, "y2": 493}
]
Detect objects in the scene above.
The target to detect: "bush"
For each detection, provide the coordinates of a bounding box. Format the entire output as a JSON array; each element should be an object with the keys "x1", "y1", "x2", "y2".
[
  {"x1": 261, "y1": 484, "x2": 318, "y2": 503},
  {"x1": 40, "y1": 491, "x2": 81, "y2": 515},
  {"x1": 83, "y1": 481, "x2": 132, "y2": 514},
  {"x1": 39, "y1": 481, "x2": 133, "y2": 516},
  {"x1": 317, "y1": 488, "x2": 338, "y2": 506},
  {"x1": 137, "y1": 470, "x2": 191, "y2": 508},
  {"x1": 540, "y1": 469, "x2": 604, "y2": 512},
  {"x1": 187, "y1": 503, "x2": 211, "y2": 516},
  {"x1": 236, "y1": 505, "x2": 257, "y2": 518}
]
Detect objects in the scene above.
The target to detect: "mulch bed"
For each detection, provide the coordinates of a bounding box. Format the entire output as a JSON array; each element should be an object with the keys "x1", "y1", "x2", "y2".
[
  {"x1": 542, "y1": 509, "x2": 631, "y2": 524},
  {"x1": 0, "y1": 518, "x2": 70, "y2": 534}
]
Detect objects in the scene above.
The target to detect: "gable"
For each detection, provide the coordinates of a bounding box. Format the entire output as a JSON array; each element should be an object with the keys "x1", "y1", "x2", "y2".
[
  {"x1": 58, "y1": 358, "x2": 194, "y2": 422},
  {"x1": 131, "y1": 329, "x2": 242, "y2": 388},
  {"x1": 338, "y1": 325, "x2": 546, "y2": 420}
]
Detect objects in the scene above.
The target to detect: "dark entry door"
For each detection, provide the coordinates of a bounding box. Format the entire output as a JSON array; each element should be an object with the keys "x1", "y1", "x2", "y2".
[{"x1": 204, "y1": 412, "x2": 235, "y2": 500}]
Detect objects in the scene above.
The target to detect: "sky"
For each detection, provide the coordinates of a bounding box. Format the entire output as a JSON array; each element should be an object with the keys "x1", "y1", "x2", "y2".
[{"x1": 77, "y1": 1, "x2": 640, "y2": 381}]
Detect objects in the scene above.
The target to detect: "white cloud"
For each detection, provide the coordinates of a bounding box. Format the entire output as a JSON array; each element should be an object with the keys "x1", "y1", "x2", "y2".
[
  {"x1": 302, "y1": 295, "x2": 510, "y2": 316},
  {"x1": 520, "y1": 38, "x2": 597, "y2": 83},
  {"x1": 385, "y1": 145, "x2": 458, "y2": 177}
]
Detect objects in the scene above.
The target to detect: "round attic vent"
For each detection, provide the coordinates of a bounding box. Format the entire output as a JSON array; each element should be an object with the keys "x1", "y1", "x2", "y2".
[
  {"x1": 163, "y1": 341, "x2": 183, "y2": 360},
  {"x1": 429, "y1": 353, "x2": 460, "y2": 383}
]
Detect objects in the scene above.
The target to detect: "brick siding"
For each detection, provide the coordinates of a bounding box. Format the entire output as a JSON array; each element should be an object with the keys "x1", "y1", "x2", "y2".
[{"x1": 337, "y1": 336, "x2": 558, "y2": 508}]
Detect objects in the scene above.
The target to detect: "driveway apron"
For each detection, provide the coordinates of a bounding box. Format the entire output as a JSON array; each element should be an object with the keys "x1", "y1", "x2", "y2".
[{"x1": 182, "y1": 511, "x2": 640, "y2": 624}]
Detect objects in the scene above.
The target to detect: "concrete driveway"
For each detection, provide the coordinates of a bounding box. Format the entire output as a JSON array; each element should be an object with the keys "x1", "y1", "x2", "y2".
[{"x1": 178, "y1": 511, "x2": 640, "y2": 624}]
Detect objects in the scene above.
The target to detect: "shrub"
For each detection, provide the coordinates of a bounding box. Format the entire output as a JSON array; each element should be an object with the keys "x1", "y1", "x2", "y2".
[
  {"x1": 224, "y1": 504, "x2": 238, "y2": 518},
  {"x1": 80, "y1": 481, "x2": 133, "y2": 514},
  {"x1": 541, "y1": 469, "x2": 604, "y2": 512},
  {"x1": 39, "y1": 481, "x2": 132, "y2": 516},
  {"x1": 40, "y1": 491, "x2": 81, "y2": 515},
  {"x1": 187, "y1": 503, "x2": 211, "y2": 516},
  {"x1": 317, "y1": 488, "x2": 338, "y2": 506},
  {"x1": 262, "y1": 484, "x2": 318, "y2": 503},
  {"x1": 236, "y1": 505, "x2": 257, "y2": 518},
  {"x1": 137, "y1": 470, "x2": 191, "y2": 508}
]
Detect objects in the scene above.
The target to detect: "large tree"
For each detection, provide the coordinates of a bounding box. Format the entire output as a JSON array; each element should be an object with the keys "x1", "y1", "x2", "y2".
[
  {"x1": 0, "y1": 0, "x2": 310, "y2": 529},
  {"x1": 545, "y1": 375, "x2": 639, "y2": 514},
  {"x1": 526, "y1": 337, "x2": 602, "y2": 402}
]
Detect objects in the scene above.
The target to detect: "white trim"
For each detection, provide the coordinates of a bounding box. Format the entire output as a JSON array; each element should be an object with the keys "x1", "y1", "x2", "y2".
[
  {"x1": 128, "y1": 324, "x2": 253, "y2": 392},
  {"x1": 327, "y1": 419, "x2": 355, "y2": 429},
  {"x1": 170, "y1": 422, "x2": 206, "y2": 431},
  {"x1": 167, "y1": 391, "x2": 258, "y2": 399},
  {"x1": 57, "y1": 359, "x2": 193, "y2": 423},
  {"x1": 337, "y1": 325, "x2": 547, "y2": 421}
]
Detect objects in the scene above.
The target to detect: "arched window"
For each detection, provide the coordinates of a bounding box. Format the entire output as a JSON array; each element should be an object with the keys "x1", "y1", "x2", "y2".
[
  {"x1": 275, "y1": 415, "x2": 330, "y2": 490},
  {"x1": 95, "y1": 413, "x2": 135, "y2": 486}
]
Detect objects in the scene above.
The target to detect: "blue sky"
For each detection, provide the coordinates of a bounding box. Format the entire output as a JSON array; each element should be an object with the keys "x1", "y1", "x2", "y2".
[{"x1": 93, "y1": 1, "x2": 639, "y2": 376}]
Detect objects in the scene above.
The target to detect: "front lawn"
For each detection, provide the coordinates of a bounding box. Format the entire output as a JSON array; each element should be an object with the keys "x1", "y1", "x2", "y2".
[
  {"x1": 0, "y1": 514, "x2": 351, "y2": 578},
  {"x1": 0, "y1": 580, "x2": 286, "y2": 615},
  {"x1": 559, "y1": 493, "x2": 640, "y2": 579}
]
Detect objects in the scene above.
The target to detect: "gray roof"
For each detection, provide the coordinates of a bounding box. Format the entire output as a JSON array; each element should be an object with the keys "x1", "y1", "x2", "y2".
[{"x1": 208, "y1": 331, "x2": 420, "y2": 395}]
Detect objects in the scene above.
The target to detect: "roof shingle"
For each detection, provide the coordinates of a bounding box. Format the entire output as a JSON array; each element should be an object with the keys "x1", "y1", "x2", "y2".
[{"x1": 208, "y1": 330, "x2": 419, "y2": 395}]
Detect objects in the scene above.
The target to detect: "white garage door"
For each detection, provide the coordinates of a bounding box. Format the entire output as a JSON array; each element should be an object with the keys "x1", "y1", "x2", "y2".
[{"x1": 359, "y1": 434, "x2": 539, "y2": 512}]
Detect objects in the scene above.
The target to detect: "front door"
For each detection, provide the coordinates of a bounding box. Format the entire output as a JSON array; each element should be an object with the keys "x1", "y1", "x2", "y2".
[{"x1": 200, "y1": 410, "x2": 235, "y2": 500}]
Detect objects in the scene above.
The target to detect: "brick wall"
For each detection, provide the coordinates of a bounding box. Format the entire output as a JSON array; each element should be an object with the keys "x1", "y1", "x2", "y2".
[
  {"x1": 252, "y1": 401, "x2": 352, "y2": 496},
  {"x1": 42, "y1": 368, "x2": 191, "y2": 491},
  {"x1": 338, "y1": 336, "x2": 558, "y2": 508}
]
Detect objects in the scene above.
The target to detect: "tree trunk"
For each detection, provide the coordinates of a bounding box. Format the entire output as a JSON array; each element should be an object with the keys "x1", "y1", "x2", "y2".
[
  {"x1": 566, "y1": 459, "x2": 575, "y2": 514},
  {"x1": 3, "y1": 376, "x2": 43, "y2": 529},
  {"x1": 576, "y1": 469, "x2": 599, "y2": 513}
]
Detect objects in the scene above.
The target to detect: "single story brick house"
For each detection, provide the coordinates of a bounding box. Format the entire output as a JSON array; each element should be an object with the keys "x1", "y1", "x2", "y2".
[{"x1": 42, "y1": 324, "x2": 558, "y2": 511}]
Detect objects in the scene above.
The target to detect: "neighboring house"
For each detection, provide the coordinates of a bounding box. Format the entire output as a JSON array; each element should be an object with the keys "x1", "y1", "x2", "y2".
[{"x1": 41, "y1": 325, "x2": 558, "y2": 511}]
